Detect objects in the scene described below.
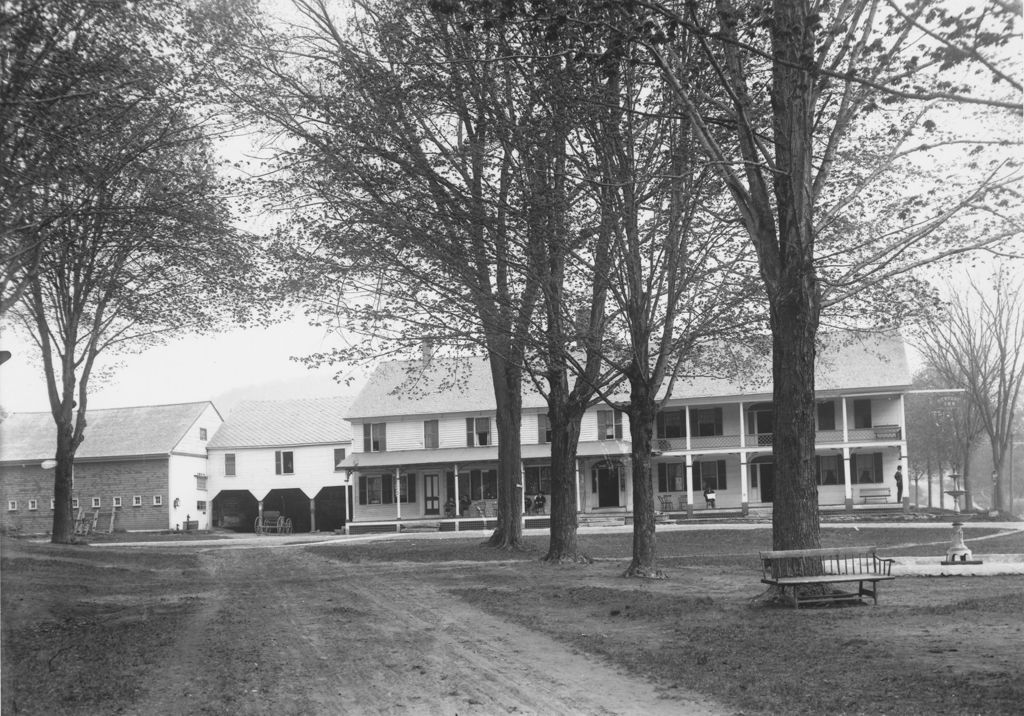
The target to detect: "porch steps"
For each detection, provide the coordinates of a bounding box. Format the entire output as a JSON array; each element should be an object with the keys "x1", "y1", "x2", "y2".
[{"x1": 578, "y1": 514, "x2": 627, "y2": 528}]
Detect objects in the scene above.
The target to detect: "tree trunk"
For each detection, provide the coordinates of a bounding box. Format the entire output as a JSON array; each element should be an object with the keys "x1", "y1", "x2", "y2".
[
  {"x1": 544, "y1": 370, "x2": 587, "y2": 562},
  {"x1": 624, "y1": 375, "x2": 664, "y2": 578},
  {"x1": 991, "y1": 447, "x2": 1008, "y2": 513},
  {"x1": 770, "y1": 300, "x2": 822, "y2": 551},
  {"x1": 961, "y1": 443, "x2": 974, "y2": 511},
  {"x1": 488, "y1": 351, "x2": 524, "y2": 549},
  {"x1": 765, "y1": 0, "x2": 822, "y2": 554},
  {"x1": 51, "y1": 423, "x2": 76, "y2": 544}
]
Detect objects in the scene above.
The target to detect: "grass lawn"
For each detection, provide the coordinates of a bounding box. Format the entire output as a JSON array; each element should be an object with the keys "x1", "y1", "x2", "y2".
[{"x1": 314, "y1": 525, "x2": 1024, "y2": 715}]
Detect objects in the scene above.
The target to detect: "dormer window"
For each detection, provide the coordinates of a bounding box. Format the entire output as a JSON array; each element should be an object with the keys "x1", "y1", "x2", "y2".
[{"x1": 199, "y1": 427, "x2": 208, "y2": 441}]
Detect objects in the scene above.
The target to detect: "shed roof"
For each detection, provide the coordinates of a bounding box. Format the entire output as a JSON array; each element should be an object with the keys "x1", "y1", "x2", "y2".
[
  {"x1": 207, "y1": 396, "x2": 352, "y2": 449},
  {"x1": 0, "y1": 402, "x2": 216, "y2": 463},
  {"x1": 346, "y1": 332, "x2": 911, "y2": 420}
]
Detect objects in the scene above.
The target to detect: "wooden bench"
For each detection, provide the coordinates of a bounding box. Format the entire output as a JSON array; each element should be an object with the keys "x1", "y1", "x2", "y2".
[
  {"x1": 859, "y1": 487, "x2": 891, "y2": 503},
  {"x1": 760, "y1": 546, "x2": 895, "y2": 608}
]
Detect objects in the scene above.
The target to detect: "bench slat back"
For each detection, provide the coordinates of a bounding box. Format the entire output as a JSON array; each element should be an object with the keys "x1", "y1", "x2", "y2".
[{"x1": 760, "y1": 547, "x2": 885, "y2": 579}]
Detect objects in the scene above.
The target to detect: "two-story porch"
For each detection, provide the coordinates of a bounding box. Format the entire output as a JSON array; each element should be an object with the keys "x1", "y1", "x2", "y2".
[{"x1": 647, "y1": 391, "x2": 907, "y2": 515}]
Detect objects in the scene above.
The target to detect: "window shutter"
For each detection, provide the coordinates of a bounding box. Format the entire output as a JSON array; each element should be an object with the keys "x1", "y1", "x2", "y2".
[
  {"x1": 466, "y1": 418, "x2": 474, "y2": 446},
  {"x1": 815, "y1": 455, "x2": 822, "y2": 485},
  {"x1": 408, "y1": 474, "x2": 416, "y2": 502},
  {"x1": 657, "y1": 463, "x2": 667, "y2": 492},
  {"x1": 363, "y1": 424, "x2": 371, "y2": 452},
  {"x1": 714, "y1": 408, "x2": 723, "y2": 435},
  {"x1": 655, "y1": 411, "x2": 665, "y2": 438},
  {"x1": 717, "y1": 460, "x2": 727, "y2": 489},
  {"x1": 358, "y1": 475, "x2": 367, "y2": 505},
  {"x1": 691, "y1": 464, "x2": 701, "y2": 492},
  {"x1": 538, "y1": 415, "x2": 547, "y2": 444},
  {"x1": 874, "y1": 453, "x2": 884, "y2": 483},
  {"x1": 274, "y1": 451, "x2": 282, "y2": 475}
]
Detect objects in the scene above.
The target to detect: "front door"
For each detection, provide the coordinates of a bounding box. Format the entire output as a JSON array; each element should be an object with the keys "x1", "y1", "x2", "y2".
[
  {"x1": 424, "y1": 473, "x2": 440, "y2": 515},
  {"x1": 596, "y1": 465, "x2": 621, "y2": 508},
  {"x1": 757, "y1": 463, "x2": 775, "y2": 503}
]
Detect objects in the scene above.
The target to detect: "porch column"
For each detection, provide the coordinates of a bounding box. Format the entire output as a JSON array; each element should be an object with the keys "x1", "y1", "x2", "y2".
[
  {"x1": 520, "y1": 460, "x2": 526, "y2": 529},
  {"x1": 453, "y1": 464, "x2": 460, "y2": 533},
  {"x1": 685, "y1": 406, "x2": 692, "y2": 451},
  {"x1": 738, "y1": 401, "x2": 746, "y2": 449},
  {"x1": 841, "y1": 396, "x2": 850, "y2": 442},
  {"x1": 899, "y1": 395, "x2": 910, "y2": 510},
  {"x1": 574, "y1": 459, "x2": 582, "y2": 514},
  {"x1": 739, "y1": 452, "x2": 749, "y2": 516},
  {"x1": 395, "y1": 467, "x2": 402, "y2": 522},
  {"x1": 309, "y1": 498, "x2": 316, "y2": 533},
  {"x1": 624, "y1": 457, "x2": 633, "y2": 512},
  {"x1": 843, "y1": 446, "x2": 853, "y2": 511},
  {"x1": 685, "y1": 454, "x2": 694, "y2": 519}
]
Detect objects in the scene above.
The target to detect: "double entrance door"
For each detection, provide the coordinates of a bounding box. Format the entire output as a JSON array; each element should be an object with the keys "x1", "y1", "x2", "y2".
[{"x1": 593, "y1": 462, "x2": 622, "y2": 508}]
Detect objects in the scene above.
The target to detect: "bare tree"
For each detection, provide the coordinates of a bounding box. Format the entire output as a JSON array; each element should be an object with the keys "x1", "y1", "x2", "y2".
[
  {"x1": 905, "y1": 373, "x2": 984, "y2": 509},
  {"x1": 916, "y1": 270, "x2": 1024, "y2": 514},
  {"x1": 623, "y1": 0, "x2": 1023, "y2": 553},
  {"x1": 6, "y1": 1, "x2": 261, "y2": 543},
  {"x1": 203, "y1": 0, "x2": 556, "y2": 548}
]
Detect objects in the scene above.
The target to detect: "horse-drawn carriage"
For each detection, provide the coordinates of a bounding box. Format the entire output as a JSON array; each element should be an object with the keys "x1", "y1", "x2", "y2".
[{"x1": 254, "y1": 510, "x2": 293, "y2": 535}]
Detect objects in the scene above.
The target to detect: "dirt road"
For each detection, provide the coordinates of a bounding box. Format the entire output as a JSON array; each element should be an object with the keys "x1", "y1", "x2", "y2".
[{"x1": 122, "y1": 543, "x2": 723, "y2": 715}]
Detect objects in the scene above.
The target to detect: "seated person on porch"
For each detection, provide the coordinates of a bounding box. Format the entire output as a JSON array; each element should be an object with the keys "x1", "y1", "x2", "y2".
[
  {"x1": 444, "y1": 497, "x2": 456, "y2": 517},
  {"x1": 524, "y1": 495, "x2": 533, "y2": 514},
  {"x1": 531, "y1": 492, "x2": 546, "y2": 514},
  {"x1": 532, "y1": 493, "x2": 548, "y2": 516},
  {"x1": 459, "y1": 494, "x2": 471, "y2": 515},
  {"x1": 703, "y1": 485, "x2": 716, "y2": 508}
]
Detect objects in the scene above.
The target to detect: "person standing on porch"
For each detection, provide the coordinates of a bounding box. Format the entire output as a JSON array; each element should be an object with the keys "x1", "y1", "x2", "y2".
[{"x1": 894, "y1": 465, "x2": 904, "y2": 503}]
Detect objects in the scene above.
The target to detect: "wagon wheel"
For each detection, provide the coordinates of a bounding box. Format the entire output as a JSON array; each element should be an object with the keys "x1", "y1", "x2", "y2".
[
  {"x1": 283, "y1": 518, "x2": 293, "y2": 534},
  {"x1": 254, "y1": 516, "x2": 263, "y2": 535}
]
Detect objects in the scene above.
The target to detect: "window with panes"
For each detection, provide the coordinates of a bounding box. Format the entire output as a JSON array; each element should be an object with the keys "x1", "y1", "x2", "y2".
[
  {"x1": 363, "y1": 423, "x2": 387, "y2": 452},
  {"x1": 537, "y1": 414, "x2": 551, "y2": 443},
  {"x1": 465, "y1": 417, "x2": 490, "y2": 446},
  {"x1": 597, "y1": 410, "x2": 622, "y2": 440},
  {"x1": 274, "y1": 450, "x2": 294, "y2": 475},
  {"x1": 424, "y1": 420, "x2": 439, "y2": 449}
]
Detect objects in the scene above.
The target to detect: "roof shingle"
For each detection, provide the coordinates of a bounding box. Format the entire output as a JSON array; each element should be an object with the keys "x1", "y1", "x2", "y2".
[
  {"x1": 346, "y1": 332, "x2": 911, "y2": 419},
  {"x1": 0, "y1": 402, "x2": 216, "y2": 463},
  {"x1": 207, "y1": 397, "x2": 352, "y2": 449}
]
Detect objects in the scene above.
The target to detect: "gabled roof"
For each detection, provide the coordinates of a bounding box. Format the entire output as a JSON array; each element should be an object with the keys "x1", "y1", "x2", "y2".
[
  {"x1": 0, "y1": 402, "x2": 217, "y2": 463},
  {"x1": 207, "y1": 396, "x2": 352, "y2": 449},
  {"x1": 346, "y1": 357, "x2": 548, "y2": 420},
  {"x1": 671, "y1": 331, "x2": 911, "y2": 400},
  {"x1": 346, "y1": 331, "x2": 911, "y2": 420}
]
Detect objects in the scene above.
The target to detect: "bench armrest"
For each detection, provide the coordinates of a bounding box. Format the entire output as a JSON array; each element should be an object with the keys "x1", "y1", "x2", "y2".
[{"x1": 873, "y1": 555, "x2": 896, "y2": 575}]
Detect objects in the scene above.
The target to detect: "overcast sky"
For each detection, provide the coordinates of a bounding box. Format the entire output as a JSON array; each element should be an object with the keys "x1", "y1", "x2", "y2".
[{"x1": 0, "y1": 319, "x2": 362, "y2": 415}]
